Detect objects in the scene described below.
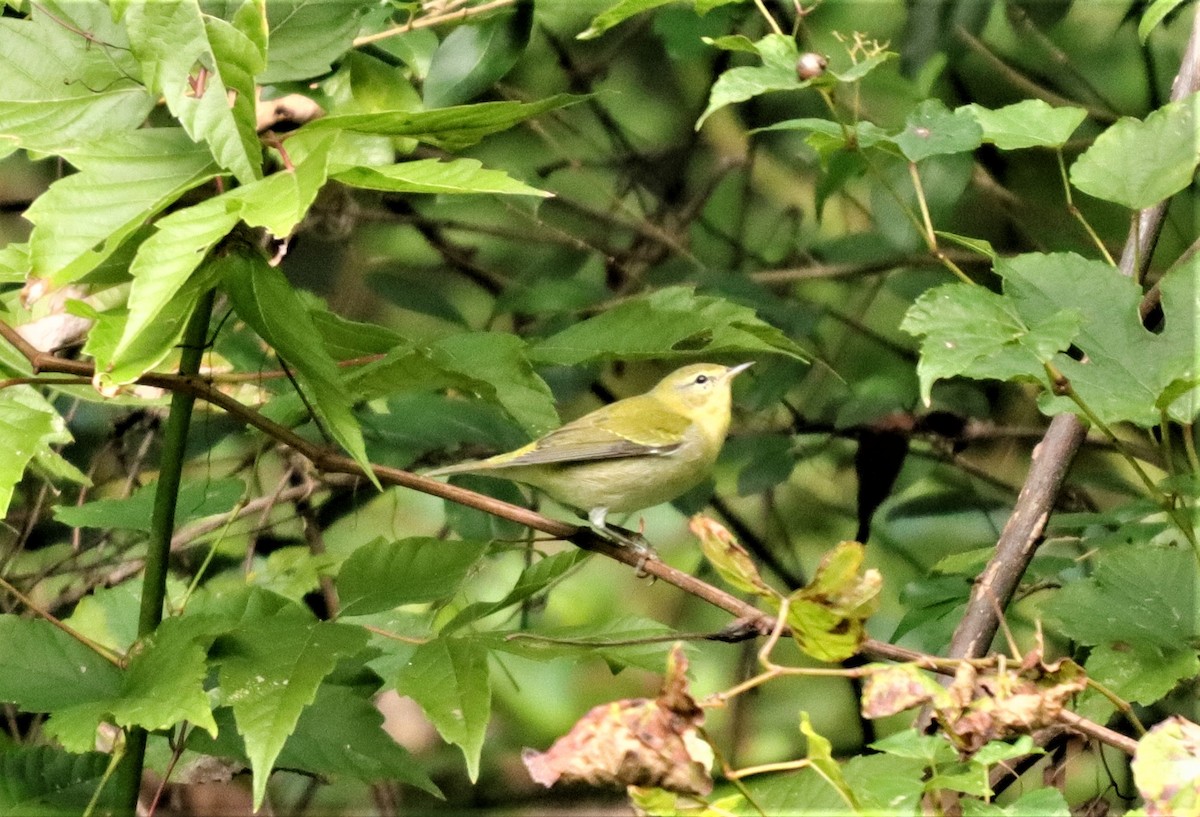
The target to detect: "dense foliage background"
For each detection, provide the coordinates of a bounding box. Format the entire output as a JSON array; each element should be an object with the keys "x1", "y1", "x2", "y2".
[{"x1": 0, "y1": 0, "x2": 1197, "y2": 814}]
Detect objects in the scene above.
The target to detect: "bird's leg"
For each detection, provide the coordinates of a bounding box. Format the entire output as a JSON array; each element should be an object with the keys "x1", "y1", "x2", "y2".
[{"x1": 588, "y1": 507, "x2": 657, "y2": 572}]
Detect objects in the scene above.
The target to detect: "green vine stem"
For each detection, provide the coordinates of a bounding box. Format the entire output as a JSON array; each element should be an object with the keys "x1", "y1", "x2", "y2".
[
  {"x1": 111, "y1": 287, "x2": 216, "y2": 815},
  {"x1": 1045, "y1": 362, "x2": 1199, "y2": 555}
]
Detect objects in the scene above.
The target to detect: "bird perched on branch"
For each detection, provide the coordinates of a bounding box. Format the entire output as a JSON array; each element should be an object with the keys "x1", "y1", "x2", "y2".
[{"x1": 427, "y1": 362, "x2": 753, "y2": 549}]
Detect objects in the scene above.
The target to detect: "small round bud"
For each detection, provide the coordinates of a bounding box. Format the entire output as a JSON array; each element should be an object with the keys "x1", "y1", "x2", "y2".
[{"x1": 796, "y1": 52, "x2": 828, "y2": 80}]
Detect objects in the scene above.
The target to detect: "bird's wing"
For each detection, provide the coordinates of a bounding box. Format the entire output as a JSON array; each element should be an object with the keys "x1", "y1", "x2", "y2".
[{"x1": 469, "y1": 395, "x2": 691, "y2": 469}]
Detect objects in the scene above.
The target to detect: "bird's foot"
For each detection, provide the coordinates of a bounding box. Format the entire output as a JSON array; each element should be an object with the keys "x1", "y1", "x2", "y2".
[{"x1": 603, "y1": 523, "x2": 658, "y2": 577}]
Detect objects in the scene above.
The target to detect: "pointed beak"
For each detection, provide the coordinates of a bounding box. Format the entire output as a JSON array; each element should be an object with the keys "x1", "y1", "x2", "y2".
[{"x1": 726, "y1": 362, "x2": 754, "y2": 380}]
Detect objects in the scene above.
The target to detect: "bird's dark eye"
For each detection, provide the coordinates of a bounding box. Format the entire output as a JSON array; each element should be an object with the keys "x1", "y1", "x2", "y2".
[{"x1": 694, "y1": 374, "x2": 709, "y2": 384}]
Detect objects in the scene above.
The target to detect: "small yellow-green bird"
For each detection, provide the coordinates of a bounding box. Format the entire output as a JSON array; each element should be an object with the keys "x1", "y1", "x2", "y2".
[{"x1": 427, "y1": 362, "x2": 753, "y2": 545}]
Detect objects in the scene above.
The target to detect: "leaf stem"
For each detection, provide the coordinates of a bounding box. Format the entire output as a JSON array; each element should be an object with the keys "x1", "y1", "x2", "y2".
[
  {"x1": 1056, "y1": 149, "x2": 1115, "y2": 265},
  {"x1": 908, "y1": 162, "x2": 974, "y2": 284},
  {"x1": 752, "y1": 0, "x2": 785, "y2": 35},
  {"x1": 1045, "y1": 362, "x2": 1198, "y2": 554},
  {"x1": 0, "y1": 574, "x2": 122, "y2": 666}
]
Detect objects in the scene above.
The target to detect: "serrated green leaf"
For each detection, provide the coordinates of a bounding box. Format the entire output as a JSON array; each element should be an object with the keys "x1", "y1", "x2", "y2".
[
  {"x1": 0, "y1": 387, "x2": 74, "y2": 517},
  {"x1": 578, "y1": 0, "x2": 677, "y2": 40},
  {"x1": 891, "y1": 99, "x2": 982, "y2": 162},
  {"x1": 301, "y1": 94, "x2": 579, "y2": 150},
  {"x1": 259, "y1": 0, "x2": 367, "y2": 83},
  {"x1": 222, "y1": 249, "x2": 375, "y2": 480},
  {"x1": 395, "y1": 637, "x2": 491, "y2": 781},
  {"x1": 900, "y1": 282, "x2": 1079, "y2": 406},
  {"x1": 1043, "y1": 544, "x2": 1196, "y2": 651},
  {"x1": 1077, "y1": 642, "x2": 1199, "y2": 722},
  {"x1": 424, "y1": 2, "x2": 532, "y2": 108},
  {"x1": 828, "y1": 51, "x2": 896, "y2": 83},
  {"x1": 964, "y1": 100, "x2": 1086, "y2": 149},
  {"x1": 110, "y1": 618, "x2": 217, "y2": 737},
  {"x1": 25, "y1": 130, "x2": 218, "y2": 284},
  {"x1": 276, "y1": 684, "x2": 442, "y2": 796},
  {"x1": 336, "y1": 537, "x2": 489, "y2": 616},
  {"x1": 1002, "y1": 252, "x2": 1197, "y2": 425},
  {"x1": 1070, "y1": 91, "x2": 1200, "y2": 209},
  {"x1": 124, "y1": 0, "x2": 265, "y2": 183},
  {"x1": 0, "y1": 2, "x2": 153, "y2": 154},
  {"x1": 334, "y1": 157, "x2": 550, "y2": 197},
  {"x1": 218, "y1": 614, "x2": 369, "y2": 811},
  {"x1": 696, "y1": 34, "x2": 807, "y2": 129},
  {"x1": 800, "y1": 712, "x2": 856, "y2": 807},
  {"x1": 530, "y1": 286, "x2": 807, "y2": 366}
]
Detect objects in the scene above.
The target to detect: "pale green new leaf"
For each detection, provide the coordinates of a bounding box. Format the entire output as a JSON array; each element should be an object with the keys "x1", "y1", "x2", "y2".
[
  {"x1": 25, "y1": 130, "x2": 218, "y2": 284},
  {"x1": 395, "y1": 638, "x2": 491, "y2": 781},
  {"x1": 0, "y1": 1, "x2": 153, "y2": 153},
  {"x1": 219, "y1": 614, "x2": 369, "y2": 811},
  {"x1": 1070, "y1": 91, "x2": 1200, "y2": 210},
  {"x1": 0, "y1": 387, "x2": 74, "y2": 517},
  {"x1": 697, "y1": 34, "x2": 807, "y2": 129},
  {"x1": 333, "y1": 158, "x2": 551, "y2": 197},
  {"x1": 964, "y1": 100, "x2": 1087, "y2": 149},
  {"x1": 124, "y1": 0, "x2": 265, "y2": 183},
  {"x1": 891, "y1": 99, "x2": 983, "y2": 162},
  {"x1": 102, "y1": 198, "x2": 240, "y2": 378}
]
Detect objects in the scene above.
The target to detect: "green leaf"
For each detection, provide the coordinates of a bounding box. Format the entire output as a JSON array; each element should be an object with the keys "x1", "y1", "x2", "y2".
[
  {"x1": 276, "y1": 684, "x2": 442, "y2": 796},
  {"x1": 870, "y1": 728, "x2": 958, "y2": 764},
  {"x1": 899, "y1": 282, "x2": 1079, "y2": 407},
  {"x1": 430, "y1": 332, "x2": 560, "y2": 435},
  {"x1": 124, "y1": 0, "x2": 265, "y2": 183},
  {"x1": 218, "y1": 613, "x2": 369, "y2": 811},
  {"x1": 221, "y1": 249, "x2": 375, "y2": 479},
  {"x1": 530, "y1": 286, "x2": 808, "y2": 365},
  {"x1": 578, "y1": 0, "x2": 677, "y2": 40},
  {"x1": 1070, "y1": 91, "x2": 1200, "y2": 209},
  {"x1": 335, "y1": 537, "x2": 490, "y2": 616},
  {"x1": 55, "y1": 477, "x2": 244, "y2": 532},
  {"x1": 891, "y1": 99, "x2": 983, "y2": 162},
  {"x1": 0, "y1": 1, "x2": 154, "y2": 154},
  {"x1": 1043, "y1": 543, "x2": 1196, "y2": 651},
  {"x1": 333, "y1": 158, "x2": 551, "y2": 197},
  {"x1": 1001, "y1": 252, "x2": 1197, "y2": 425},
  {"x1": 964, "y1": 100, "x2": 1086, "y2": 149},
  {"x1": 25, "y1": 130, "x2": 217, "y2": 284},
  {"x1": 108, "y1": 618, "x2": 218, "y2": 738},
  {"x1": 1077, "y1": 642, "x2": 1199, "y2": 722},
  {"x1": 301, "y1": 94, "x2": 579, "y2": 150},
  {"x1": 102, "y1": 198, "x2": 240, "y2": 380},
  {"x1": 696, "y1": 34, "x2": 808, "y2": 129},
  {"x1": 1139, "y1": 0, "x2": 1190, "y2": 42},
  {"x1": 442, "y1": 549, "x2": 590, "y2": 632},
  {"x1": 0, "y1": 615, "x2": 121, "y2": 712},
  {"x1": 0, "y1": 387, "x2": 74, "y2": 517},
  {"x1": 395, "y1": 637, "x2": 491, "y2": 781},
  {"x1": 424, "y1": 2, "x2": 533, "y2": 108},
  {"x1": 259, "y1": 0, "x2": 367, "y2": 83},
  {"x1": 0, "y1": 745, "x2": 110, "y2": 812}
]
